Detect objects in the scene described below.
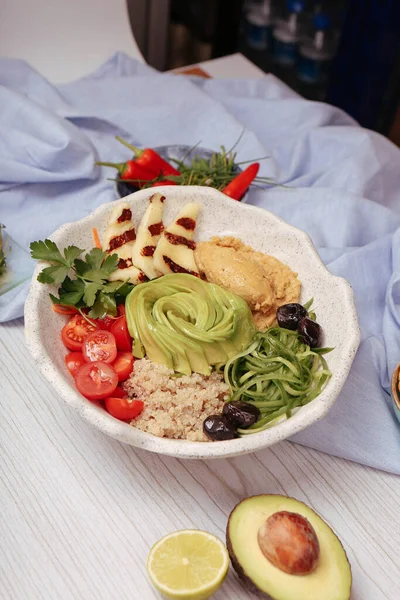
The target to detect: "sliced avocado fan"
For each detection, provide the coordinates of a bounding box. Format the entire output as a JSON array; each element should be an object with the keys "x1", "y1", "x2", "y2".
[{"x1": 125, "y1": 273, "x2": 255, "y2": 375}]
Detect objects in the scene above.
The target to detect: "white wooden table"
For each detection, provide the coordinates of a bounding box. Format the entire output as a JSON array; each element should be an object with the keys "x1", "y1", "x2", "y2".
[{"x1": 1, "y1": 316, "x2": 399, "y2": 600}]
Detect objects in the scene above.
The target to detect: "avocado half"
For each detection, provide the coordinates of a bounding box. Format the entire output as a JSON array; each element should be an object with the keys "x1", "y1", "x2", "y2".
[{"x1": 226, "y1": 495, "x2": 352, "y2": 600}]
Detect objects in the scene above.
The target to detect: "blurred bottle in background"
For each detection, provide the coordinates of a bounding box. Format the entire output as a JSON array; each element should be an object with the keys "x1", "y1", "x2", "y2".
[
  {"x1": 297, "y1": 9, "x2": 336, "y2": 87},
  {"x1": 244, "y1": 1, "x2": 273, "y2": 51},
  {"x1": 271, "y1": 0, "x2": 305, "y2": 67},
  {"x1": 167, "y1": 0, "x2": 346, "y2": 104}
]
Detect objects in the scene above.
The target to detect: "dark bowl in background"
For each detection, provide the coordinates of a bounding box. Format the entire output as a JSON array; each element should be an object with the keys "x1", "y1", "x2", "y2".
[{"x1": 116, "y1": 144, "x2": 245, "y2": 200}]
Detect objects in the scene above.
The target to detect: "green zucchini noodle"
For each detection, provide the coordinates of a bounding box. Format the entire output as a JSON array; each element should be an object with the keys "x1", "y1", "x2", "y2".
[{"x1": 223, "y1": 328, "x2": 333, "y2": 435}]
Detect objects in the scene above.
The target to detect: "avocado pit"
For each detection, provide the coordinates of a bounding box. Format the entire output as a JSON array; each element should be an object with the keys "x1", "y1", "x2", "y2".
[{"x1": 257, "y1": 511, "x2": 320, "y2": 576}]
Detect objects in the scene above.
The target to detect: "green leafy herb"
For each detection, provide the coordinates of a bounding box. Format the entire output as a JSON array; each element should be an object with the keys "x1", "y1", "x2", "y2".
[{"x1": 30, "y1": 240, "x2": 134, "y2": 318}]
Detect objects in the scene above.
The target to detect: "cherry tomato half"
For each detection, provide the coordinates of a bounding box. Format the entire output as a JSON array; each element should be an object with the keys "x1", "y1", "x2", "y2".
[
  {"x1": 65, "y1": 352, "x2": 86, "y2": 378},
  {"x1": 112, "y1": 352, "x2": 134, "y2": 382},
  {"x1": 111, "y1": 385, "x2": 128, "y2": 399},
  {"x1": 75, "y1": 361, "x2": 118, "y2": 401},
  {"x1": 93, "y1": 314, "x2": 118, "y2": 331},
  {"x1": 110, "y1": 316, "x2": 132, "y2": 352},
  {"x1": 117, "y1": 304, "x2": 126, "y2": 316},
  {"x1": 105, "y1": 397, "x2": 144, "y2": 421},
  {"x1": 82, "y1": 330, "x2": 117, "y2": 364},
  {"x1": 61, "y1": 315, "x2": 99, "y2": 351}
]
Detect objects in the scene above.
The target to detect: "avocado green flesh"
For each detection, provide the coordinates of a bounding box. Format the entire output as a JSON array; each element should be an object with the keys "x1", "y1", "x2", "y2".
[
  {"x1": 125, "y1": 273, "x2": 256, "y2": 375},
  {"x1": 227, "y1": 495, "x2": 352, "y2": 600}
]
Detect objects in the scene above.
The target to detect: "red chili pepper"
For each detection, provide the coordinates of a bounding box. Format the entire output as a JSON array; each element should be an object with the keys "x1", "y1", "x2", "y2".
[
  {"x1": 151, "y1": 180, "x2": 177, "y2": 187},
  {"x1": 95, "y1": 160, "x2": 155, "y2": 186},
  {"x1": 115, "y1": 136, "x2": 180, "y2": 178},
  {"x1": 221, "y1": 162, "x2": 260, "y2": 201}
]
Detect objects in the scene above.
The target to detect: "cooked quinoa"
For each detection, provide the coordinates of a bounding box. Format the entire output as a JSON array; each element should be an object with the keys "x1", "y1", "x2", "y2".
[{"x1": 124, "y1": 358, "x2": 230, "y2": 441}]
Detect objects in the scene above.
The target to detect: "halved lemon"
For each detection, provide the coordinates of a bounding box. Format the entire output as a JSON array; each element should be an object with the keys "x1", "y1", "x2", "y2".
[{"x1": 147, "y1": 529, "x2": 229, "y2": 600}]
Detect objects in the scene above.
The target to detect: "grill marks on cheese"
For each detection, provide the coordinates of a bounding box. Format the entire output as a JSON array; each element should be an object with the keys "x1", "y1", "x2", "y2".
[
  {"x1": 153, "y1": 202, "x2": 200, "y2": 276},
  {"x1": 132, "y1": 193, "x2": 165, "y2": 280},
  {"x1": 103, "y1": 202, "x2": 145, "y2": 284},
  {"x1": 102, "y1": 198, "x2": 200, "y2": 284}
]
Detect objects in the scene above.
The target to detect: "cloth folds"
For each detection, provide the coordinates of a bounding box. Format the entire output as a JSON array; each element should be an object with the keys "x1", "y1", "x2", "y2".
[{"x1": 1, "y1": 53, "x2": 399, "y2": 472}]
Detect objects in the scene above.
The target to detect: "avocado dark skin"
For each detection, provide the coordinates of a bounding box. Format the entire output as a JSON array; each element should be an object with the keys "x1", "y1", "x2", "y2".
[
  {"x1": 226, "y1": 507, "x2": 273, "y2": 599},
  {"x1": 226, "y1": 494, "x2": 352, "y2": 600}
]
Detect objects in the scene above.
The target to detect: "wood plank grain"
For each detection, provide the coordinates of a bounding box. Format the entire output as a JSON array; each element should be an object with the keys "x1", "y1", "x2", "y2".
[{"x1": 0, "y1": 320, "x2": 399, "y2": 600}]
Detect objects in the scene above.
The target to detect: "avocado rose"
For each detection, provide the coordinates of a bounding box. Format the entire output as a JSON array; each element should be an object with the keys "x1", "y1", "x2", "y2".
[{"x1": 125, "y1": 273, "x2": 256, "y2": 376}]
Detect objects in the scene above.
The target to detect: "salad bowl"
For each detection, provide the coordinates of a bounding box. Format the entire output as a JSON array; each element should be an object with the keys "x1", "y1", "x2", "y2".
[{"x1": 24, "y1": 186, "x2": 360, "y2": 459}]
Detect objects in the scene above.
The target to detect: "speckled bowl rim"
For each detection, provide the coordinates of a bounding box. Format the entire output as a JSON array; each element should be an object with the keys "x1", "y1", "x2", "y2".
[{"x1": 24, "y1": 186, "x2": 360, "y2": 459}]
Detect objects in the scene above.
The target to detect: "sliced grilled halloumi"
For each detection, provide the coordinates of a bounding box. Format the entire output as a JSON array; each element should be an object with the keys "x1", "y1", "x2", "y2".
[
  {"x1": 131, "y1": 192, "x2": 165, "y2": 280},
  {"x1": 103, "y1": 202, "x2": 146, "y2": 284},
  {"x1": 153, "y1": 202, "x2": 200, "y2": 276}
]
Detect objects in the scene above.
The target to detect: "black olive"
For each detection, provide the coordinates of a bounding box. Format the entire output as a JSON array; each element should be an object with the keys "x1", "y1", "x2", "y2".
[
  {"x1": 298, "y1": 317, "x2": 322, "y2": 348},
  {"x1": 117, "y1": 180, "x2": 139, "y2": 199},
  {"x1": 203, "y1": 415, "x2": 238, "y2": 441},
  {"x1": 223, "y1": 401, "x2": 260, "y2": 429},
  {"x1": 277, "y1": 303, "x2": 308, "y2": 330}
]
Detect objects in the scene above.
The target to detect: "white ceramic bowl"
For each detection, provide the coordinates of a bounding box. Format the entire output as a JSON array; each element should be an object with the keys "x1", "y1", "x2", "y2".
[{"x1": 24, "y1": 186, "x2": 360, "y2": 459}]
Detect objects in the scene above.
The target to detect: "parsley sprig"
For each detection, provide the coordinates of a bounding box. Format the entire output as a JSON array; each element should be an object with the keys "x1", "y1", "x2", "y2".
[{"x1": 30, "y1": 240, "x2": 133, "y2": 318}]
